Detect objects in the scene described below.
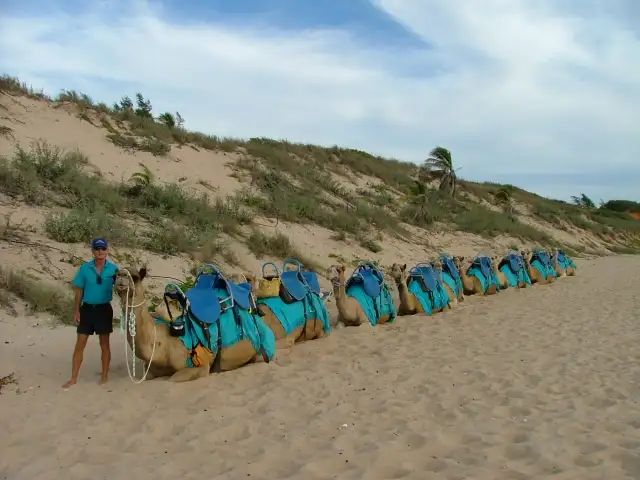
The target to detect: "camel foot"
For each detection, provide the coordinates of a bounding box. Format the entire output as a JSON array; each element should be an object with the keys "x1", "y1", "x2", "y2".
[
  {"x1": 169, "y1": 365, "x2": 210, "y2": 382},
  {"x1": 276, "y1": 337, "x2": 295, "y2": 350},
  {"x1": 135, "y1": 363, "x2": 158, "y2": 380}
]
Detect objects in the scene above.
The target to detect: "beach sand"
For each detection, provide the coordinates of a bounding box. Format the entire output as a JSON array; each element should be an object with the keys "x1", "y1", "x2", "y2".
[{"x1": 1, "y1": 255, "x2": 640, "y2": 479}]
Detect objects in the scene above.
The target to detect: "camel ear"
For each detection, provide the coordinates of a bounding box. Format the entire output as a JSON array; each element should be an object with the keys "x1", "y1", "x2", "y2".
[
  {"x1": 139, "y1": 267, "x2": 147, "y2": 281},
  {"x1": 401, "y1": 263, "x2": 407, "y2": 271}
]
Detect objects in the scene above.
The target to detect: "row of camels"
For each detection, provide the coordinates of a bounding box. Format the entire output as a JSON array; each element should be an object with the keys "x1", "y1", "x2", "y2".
[{"x1": 113, "y1": 248, "x2": 576, "y2": 383}]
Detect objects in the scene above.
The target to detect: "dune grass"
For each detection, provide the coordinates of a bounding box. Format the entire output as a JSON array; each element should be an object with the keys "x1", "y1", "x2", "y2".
[
  {"x1": 0, "y1": 141, "x2": 253, "y2": 256},
  {"x1": 0, "y1": 265, "x2": 74, "y2": 323}
]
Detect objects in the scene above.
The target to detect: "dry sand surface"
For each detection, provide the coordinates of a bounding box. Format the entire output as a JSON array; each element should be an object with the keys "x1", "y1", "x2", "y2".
[{"x1": 2, "y1": 255, "x2": 640, "y2": 479}]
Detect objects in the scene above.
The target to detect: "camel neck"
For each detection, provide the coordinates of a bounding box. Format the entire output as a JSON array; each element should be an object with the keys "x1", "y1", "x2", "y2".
[
  {"x1": 332, "y1": 279, "x2": 349, "y2": 309},
  {"x1": 396, "y1": 279, "x2": 414, "y2": 312}
]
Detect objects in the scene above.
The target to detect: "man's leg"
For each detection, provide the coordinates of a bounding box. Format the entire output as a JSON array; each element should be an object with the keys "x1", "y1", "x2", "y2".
[
  {"x1": 96, "y1": 304, "x2": 114, "y2": 384},
  {"x1": 98, "y1": 334, "x2": 111, "y2": 384},
  {"x1": 62, "y1": 334, "x2": 89, "y2": 388}
]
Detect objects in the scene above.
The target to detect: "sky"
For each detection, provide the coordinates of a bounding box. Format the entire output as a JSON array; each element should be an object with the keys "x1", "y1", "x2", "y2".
[{"x1": 1, "y1": 0, "x2": 639, "y2": 202}]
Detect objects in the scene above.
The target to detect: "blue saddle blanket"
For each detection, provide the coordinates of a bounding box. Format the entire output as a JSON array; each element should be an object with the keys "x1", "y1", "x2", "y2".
[
  {"x1": 346, "y1": 282, "x2": 396, "y2": 325},
  {"x1": 499, "y1": 255, "x2": 532, "y2": 288},
  {"x1": 441, "y1": 271, "x2": 461, "y2": 298},
  {"x1": 467, "y1": 256, "x2": 500, "y2": 292},
  {"x1": 258, "y1": 292, "x2": 331, "y2": 335},
  {"x1": 556, "y1": 251, "x2": 577, "y2": 271},
  {"x1": 531, "y1": 251, "x2": 556, "y2": 279},
  {"x1": 407, "y1": 276, "x2": 450, "y2": 314},
  {"x1": 165, "y1": 287, "x2": 276, "y2": 364},
  {"x1": 440, "y1": 255, "x2": 462, "y2": 297}
]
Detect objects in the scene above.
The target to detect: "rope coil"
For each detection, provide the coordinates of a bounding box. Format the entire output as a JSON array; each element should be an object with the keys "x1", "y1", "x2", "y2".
[{"x1": 119, "y1": 269, "x2": 156, "y2": 384}]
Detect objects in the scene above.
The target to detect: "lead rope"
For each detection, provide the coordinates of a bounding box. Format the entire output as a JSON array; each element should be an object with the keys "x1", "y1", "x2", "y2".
[{"x1": 119, "y1": 270, "x2": 157, "y2": 384}]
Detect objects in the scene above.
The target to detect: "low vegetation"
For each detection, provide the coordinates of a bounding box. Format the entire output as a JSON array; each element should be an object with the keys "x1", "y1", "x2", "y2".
[{"x1": 0, "y1": 265, "x2": 74, "y2": 323}]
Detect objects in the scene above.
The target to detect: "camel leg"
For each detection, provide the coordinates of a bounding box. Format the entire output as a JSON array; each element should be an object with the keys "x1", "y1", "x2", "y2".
[
  {"x1": 296, "y1": 319, "x2": 327, "y2": 340},
  {"x1": 169, "y1": 365, "x2": 210, "y2": 383}
]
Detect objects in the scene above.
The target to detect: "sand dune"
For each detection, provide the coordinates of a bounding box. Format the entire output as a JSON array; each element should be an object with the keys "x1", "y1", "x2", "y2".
[{"x1": 1, "y1": 255, "x2": 640, "y2": 479}]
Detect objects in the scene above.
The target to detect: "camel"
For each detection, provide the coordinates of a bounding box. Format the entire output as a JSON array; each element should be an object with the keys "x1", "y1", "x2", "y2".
[
  {"x1": 495, "y1": 251, "x2": 531, "y2": 288},
  {"x1": 327, "y1": 264, "x2": 395, "y2": 326},
  {"x1": 438, "y1": 254, "x2": 464, "y2": 304},
  {"x1": 390, "y1": 263, "x2": 451, "y2": 315},
  {"x1": 453, "y1": 256, "x2": 497, "y2": 295},
  {"x1": 243, "y1": 272, "x2": 329, "y2": 348},
  {"x1": 521, "y1": 249, "x2": 556, "y2": 285},
  {"x1": 550, "y1": 248, "x2": 577, "y2": 277},
  {"x1": 492, "y1": 254, "x2": 510, "y2": 290},
  {"x1": 116, "y1": 267, "x2": 276, "y2": 383}
]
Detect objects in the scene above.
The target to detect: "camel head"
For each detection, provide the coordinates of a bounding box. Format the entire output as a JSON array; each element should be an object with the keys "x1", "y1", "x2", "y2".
[
  {"x1": 390, "y1": 263, "x2": 408, "y2": 284},
  {"x1": 114, "y1": 266, "x2": 147, "y2": 302},
  {"x1": 453, "y1": 256, "x2": 465, "y2": 270},
  {"x1": 426, "y1": 257, "x2": 442, "y2": 272},
  {"x1": 326, "y1": 264, "x2": 346, "y2": 285}
]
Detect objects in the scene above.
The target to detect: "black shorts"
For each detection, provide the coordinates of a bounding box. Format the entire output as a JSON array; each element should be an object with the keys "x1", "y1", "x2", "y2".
[{"x1": 77, "y1": 303, "x2": 114, "y2": 335}]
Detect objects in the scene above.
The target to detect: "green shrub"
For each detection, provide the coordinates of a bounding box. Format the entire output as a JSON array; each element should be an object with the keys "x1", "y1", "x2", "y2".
[{"x1": 44, "y1": 209, "x2": 135, "y2": 246}]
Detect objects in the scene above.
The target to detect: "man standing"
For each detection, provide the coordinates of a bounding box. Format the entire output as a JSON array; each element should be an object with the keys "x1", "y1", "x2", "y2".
[{"x1": 62, "y1": 238, "x2": 119, "y2": 388}]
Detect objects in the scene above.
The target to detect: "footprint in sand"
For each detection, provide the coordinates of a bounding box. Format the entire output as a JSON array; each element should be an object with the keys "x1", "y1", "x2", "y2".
[{"x1": 573, "y1": 454, "x2": 603, "y2": 468}]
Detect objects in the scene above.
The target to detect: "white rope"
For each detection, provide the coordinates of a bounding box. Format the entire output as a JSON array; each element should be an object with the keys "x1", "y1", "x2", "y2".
[{"x1": 119, "y1": 269, "x2": 157, "y2": 384}]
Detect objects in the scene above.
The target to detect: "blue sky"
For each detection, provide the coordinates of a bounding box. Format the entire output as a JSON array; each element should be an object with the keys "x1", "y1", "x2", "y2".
[{"x1": 1, "y1": 0, "x2": 639, "y2": 202}]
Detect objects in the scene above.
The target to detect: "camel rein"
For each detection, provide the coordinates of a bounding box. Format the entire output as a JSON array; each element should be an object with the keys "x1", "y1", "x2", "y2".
[{"x1": 119, "y1": 270, "x2": 157, "y2": 384}]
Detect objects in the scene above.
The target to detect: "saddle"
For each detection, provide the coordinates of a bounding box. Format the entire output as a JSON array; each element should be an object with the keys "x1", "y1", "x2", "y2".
[
  {"x1": 183, "y1": 264, "x2": 254, "y2": 325},
  {"x1": 407, "y1": 262, "x2": 441, "y2": 292},
  {"x1": 345, "y1": 262, "x2": 385, "y2": 297},
  {"x1": 555, "y1": 250, "x2": 567, "y2": 264},
  {"x1": 261, "y1": 258, "x2": 322, "y2": 304},
  {"x1": 501, "y1": 252, "x2": 525, "y2": 273},
  {"x1": 439, "y1": 254, "x2": 461, "y2": 284},
  {"x1": 532, "y1": 250, "x2": 551, "y2": 268},
  {"x1": 470, "y1": 255, "x2": 494, "y2": 280}
]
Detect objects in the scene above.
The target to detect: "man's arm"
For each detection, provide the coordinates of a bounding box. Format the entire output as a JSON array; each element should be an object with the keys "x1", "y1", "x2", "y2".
[
  {"x1": 71, "y1": 267, "x2": 85, "y2": 314},
  {"x1": 73, "y1": 287, "x2": 83, "y2": 313}
]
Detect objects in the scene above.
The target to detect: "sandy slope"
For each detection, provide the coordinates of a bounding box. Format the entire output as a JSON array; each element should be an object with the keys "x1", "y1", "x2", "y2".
[{"x1": 1, "y1": 255, "x2": 640, "y2": 479}]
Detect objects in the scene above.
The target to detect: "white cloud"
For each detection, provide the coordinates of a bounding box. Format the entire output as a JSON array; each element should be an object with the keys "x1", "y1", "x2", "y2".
[{"x1": 0, "y1": 0, "x2": 639, "y2": 200}]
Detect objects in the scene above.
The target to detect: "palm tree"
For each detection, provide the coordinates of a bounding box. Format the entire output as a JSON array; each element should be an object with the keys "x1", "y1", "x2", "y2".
[
  {"x1": 127, "y1": 163, "x2": 154, "y2": 196},
  {"x1": 157, "y1": 112, "x2": 176, "y2": 128},
  {"x1": 402, "y1": 180, "x2": 439, "y2": 224},
  {"x1": 419, "y1": 146, "x2": 457, "y2": 198}
]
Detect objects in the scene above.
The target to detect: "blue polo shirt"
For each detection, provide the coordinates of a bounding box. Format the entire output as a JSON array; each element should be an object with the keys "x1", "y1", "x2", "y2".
[{"x1": 72, "y1": 259, "x2": 119, "y2": 305}]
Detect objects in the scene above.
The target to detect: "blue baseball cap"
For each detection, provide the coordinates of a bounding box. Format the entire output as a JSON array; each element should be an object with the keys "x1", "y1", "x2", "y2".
[{"x1": 91, "y1": 238, "x2": 108, "y2": 249}]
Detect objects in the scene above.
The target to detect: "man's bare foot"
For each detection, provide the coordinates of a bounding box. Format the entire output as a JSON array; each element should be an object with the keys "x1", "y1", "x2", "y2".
[
  {"x1": 99, "y1": 376, "x2": 108, "y2": 385},
  {"x1": 62, "y1": 379, "x2": 77, "y2": 388}
]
